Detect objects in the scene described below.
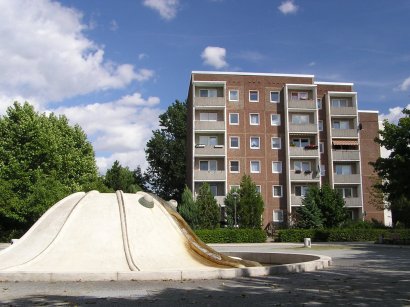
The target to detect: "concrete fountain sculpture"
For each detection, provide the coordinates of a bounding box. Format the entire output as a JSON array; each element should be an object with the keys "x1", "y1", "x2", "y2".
[{"x1": 0, "y1": 191, "x2": 330, "y2": 281}]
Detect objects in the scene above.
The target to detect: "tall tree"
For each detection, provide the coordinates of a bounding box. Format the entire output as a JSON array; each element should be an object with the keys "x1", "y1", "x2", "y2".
[
  {"x1": 145, "y1": 100, "x2": 186, "y2": 201},
  {"x1": 372, "y1": 108, "x2": 410, "y2": 226},
  {"x1": 178, "y1": 185, "x2": 198, "y2": 229},
  {"x1": 295, "y1": 187, "x2": 324, "y2": 229},
  {"x1": 196, "y1": 183, "x2": 220, "y2": 229},
  {"x1": 0, "y1": 102, "x2": 100, "y2": 234},
  {"x1": 104, "y1": 160, "x2": 141, "y2": 193},
  {"x1": 238, "y1": 174, "x2": 264, "y2": 228}
]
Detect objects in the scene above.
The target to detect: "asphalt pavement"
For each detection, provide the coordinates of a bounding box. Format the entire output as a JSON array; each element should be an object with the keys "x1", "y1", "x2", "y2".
[{"x1": 1, "y1": 242, "x2": 410, "y2": 306}]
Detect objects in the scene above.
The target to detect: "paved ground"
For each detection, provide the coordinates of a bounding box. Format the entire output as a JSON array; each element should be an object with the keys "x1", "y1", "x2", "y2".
[{"x1": 1, "y1": 242, "x2": 410, "y2": 306}]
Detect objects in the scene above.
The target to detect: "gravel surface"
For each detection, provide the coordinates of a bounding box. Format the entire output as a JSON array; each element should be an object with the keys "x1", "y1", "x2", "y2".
[{"x1": 1, "y1": 242, "x2": 410, "y2": 306}]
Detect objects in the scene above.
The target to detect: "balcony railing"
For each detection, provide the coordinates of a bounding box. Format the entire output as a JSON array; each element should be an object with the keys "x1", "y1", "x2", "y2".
[
  {"x1": 332, "y1": 129, "x2": 358, "y2": 138},
  {"x1": 194, "y1": 97, "x2": 225, "y2": 107},
  {"x1": 333, "y1": 174, "x2": 361, "y2": 184},
  {"x1": 289, "y1": 146, "x2": 319, "y2": 157},
  {"x1": 344, "y1": 197, "x2": 362, "y2": 208},
  {"x1": 332, "y1": 150, "x2": 360, "y2": 161},
  {"x1": 330, "y1": 107, "x2": 357, "y2": 115},
  {"x1": 290, "y1": 170, "x2": 320, "y2": 181},
  {"x1": 194, "y1": 145, "x2": 225, "y2": 156},
  {"x1": 194, "y1": 170, "x2": 226, "y2": 181},
  {"x1": 291, "y1": 195, "x2": 303, "y2": 206},
  {"x1": 288, "y1": 99, "x2": 316, "y2": 109},
  {"x1": 195, "y1": 121, "x2": 225, "y2": 131},
  {"x1": 289, "y1": 123, "x2": 317, "y2": 133}
]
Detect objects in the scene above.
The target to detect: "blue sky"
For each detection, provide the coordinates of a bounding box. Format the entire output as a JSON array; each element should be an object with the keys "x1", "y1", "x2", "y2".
[{"x1": 0, "y1": 0, "x2": 409, "y2": 173}]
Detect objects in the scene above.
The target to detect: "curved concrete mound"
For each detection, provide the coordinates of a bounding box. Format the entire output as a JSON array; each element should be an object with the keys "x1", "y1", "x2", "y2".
[{"x1": 0, "y1": 191, "x2": 331, "y2": 281}]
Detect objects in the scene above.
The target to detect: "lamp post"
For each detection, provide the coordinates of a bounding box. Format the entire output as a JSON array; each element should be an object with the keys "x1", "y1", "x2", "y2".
[{"x1": 232, "y1": 191, "x2": 239, "y2": 228}]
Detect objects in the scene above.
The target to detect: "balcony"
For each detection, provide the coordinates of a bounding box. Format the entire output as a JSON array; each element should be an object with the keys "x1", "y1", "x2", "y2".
[
  {"x1": 332, "y1": 150, "x2": 360, "y2": 161},
  {"x1": 288, "y1": 99, "x2": 316, "y2": 109},
  {"x1": 344, "y1": 197, "x2": 362, "y2": 208},
  {"x1": 330, "y1": 106, "x2": 357, "y2": 115},
  {"x1": 333, "y1": 174, "x2": 361, "y2": 184},
  {"x1": 289, "y1": 124, "x2": 317, "y2": 133},
  {"x1": 195, "y1": 121, "x2": 225, "y2": 131},
  {"x1": 194, "y1": 170, "x2": 226, "y2": 181},
  {"x1": 290, "y1": 170, "x2": 320, "y2": 181},
  {"x1": 194, "y1": 97, "x2": 225, "y2": 107},
  {"x1": 194, "y1": 145, "x2": 225, "y2": 156},
  {"x1": 291, "y1": 195, "x2": 303, "y2": 206},
  {"x1": 332, "y1": 129, "x2": 358, "y2": 138},
  {"x1": 289, "y1": 146, "x2": 319, "y2": 157}
]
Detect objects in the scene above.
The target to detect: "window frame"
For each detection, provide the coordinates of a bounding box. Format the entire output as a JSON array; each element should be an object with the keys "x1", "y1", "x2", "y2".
[
  {"x1": 295, "y1": 185, "x2": 309, "y2": 197},
  {"x1": 229, "y1": 160, "x2": 240, "y2": 173},
  {"x1": 270, "y1": 91, "x2": 280, "y2": 103},
  {"x1": 290, "y1": 91, "x2": 309, "y2": 100},
  {"x1": 229, "y1": 136, "x2": 240, "y2": 149},
  {"x1": 317, "y1": 98, "x2": 322, "y2": 109},
  {"x1": 249, "y1": 113, "x2": 260, "y2": 126},
  {"x1": 294, "y1": 161, "x2": 311, "y2": 172},
  {"x1": 229, "y1": 89, "x2": 239, "y2": 102},
  {"x1": 273, "y1": 209, "x2": 284, "y2": 222},
  {"x1": 199, "y1": 89, "x2": 217, "y2": 98},
  {"x1": 249, "y1": 90, "x2": 259, "y2": 102},
  {"x1": 271, "y1": 114, "x2": 281, "y2": 126},
  {"x1": 199, "y1": 160, "x2": 218, "y2": 171},
  {"x1": 320, "y1": 142, "x2": 325, "y2": 154},
  {"x1": 272, "y1": 185, "x2": 283, "y2": 198},
  {"x1": 318, "y1": 120, "x2": 323, "y2": 131},
  {"x1": 292, "y1": 138, "x2": 310, "y2": 147},
  {"x1": 272, "y1": 161, "x2": 282, "y2": 173},
  {"x1": 250, "y1": 136, "x2": 261, "y2": 149},
  {"x1": 250, "y1": 160, "x2": 261, "y2": 173},
  {"x1": 199, "y1": 112, "x2": 218, "y2": 121},
  {"x1": 271, "y1": 137, "x2": 281, "y2": 149},
  {"x1": 291, "y1": 114, "x2": 310, "y2": 125},
  {"x1": 229, "y1": 113, "x2": 239, "y2": 125}
]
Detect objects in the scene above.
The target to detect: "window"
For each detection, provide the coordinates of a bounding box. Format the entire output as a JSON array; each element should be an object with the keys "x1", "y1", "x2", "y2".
[
  {"x1": 199, "y1": 89, "x2": 217, "y2": 97},
  {"x1": 230, "y1": 185, "x2": 240, "y2": 191},
  {"x1": 249, "y1": 90, "x2": 259, "y2": 102},
  {"x1": 270, "y1": 91, "x2": 280, "y2": 103},
  {"x1": 256, "y1": 185, "x2": 261, "y2": 194},
  {"x1": 229, "y1": 113, "x2": 239, "y2": 125},
  {"x1": 335, "y1": 164, "x2": 352, "y2": 175},
  {"x1": 229, "y1": 90, "x2": 239, "y2": 101},
  {"x1": 271, "y1": 137, "x2": 281, "y2": 149},
  {"x1": 317, "y1": 98, "x2": 322, "y2": 109},
  {"x1": 230, "y1": 136, "x2": 239, "y2": 148},
  {"x1": 294, "y1": 161, "x2": 311, "y2": 172},
  {"x1": 272, "y1": 161, "x2": 282, "y2": 173},
  {"x1": 318, "y1": 120, "x2": 323, "y2": 131},
  {"x1": 199, "y1": 135, "x2": 217, "y2": 146},
  {"x1": 250, "y1": 137, "x2": 260, "y2": 149},
  {"x1": 250, "y1": 161, "x2": 261, "y2": 173},
  {"x1": 273, "y1": 210, "x2": 284, "y2": 222},
  {"x1": 200, "y1": 112, "x2": 217, "y2": 121},
  {"x1": 295, "y1": 185, "x2": 309, "y2": 197},
  {"x1": 332, "y1": 120, "x2": 350, "y2": 129},
  {"x1": 292, "y1": 138, "x2": 310, "y2": 147},
  {"x1": 291, "y1": 92, "x2": 308, "y2": 100},
  {"x1": 291, "y1": 114, "x2": 309, "y2": 124},
  {"x1": 336, "y1": 187, "x2": 355, "y2": 198},
  {"x1": 210, "y1": 184, "x2": 218, "y2": 196},
  {"x1": 230, "y1": 160, "x2": 240, "y2": 173},
  {"x1": 273, "y1": 185, "x2": 283, "y2": 197},
  {"x1": 271, "y1": 114, "x2": 281, "y2": 126},
  {"x1": 199, "y1": 160, "x2": 217, "y2": 171},
  {"x1": 320, "y1": 142, "x2": 324, "y2": 154},
  {"x1": 331, "y1": 98, "x2": 349, "y2": 108},
  {"x1": 250, "y1": 113, "x2": 260, "y2": 125},
  {"x1": 321, "y1": 164, "x2": 326, "y2": 176}
]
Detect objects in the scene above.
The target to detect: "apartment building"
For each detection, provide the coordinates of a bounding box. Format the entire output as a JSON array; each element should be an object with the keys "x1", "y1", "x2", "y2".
[{"x1": 186, "y1": 71, "x2": 385, "y2": 227}]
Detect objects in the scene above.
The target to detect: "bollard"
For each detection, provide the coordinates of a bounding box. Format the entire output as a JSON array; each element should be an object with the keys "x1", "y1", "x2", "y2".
[{"x1": 304, "y1": 238, "x2": 311, "y2": 248}]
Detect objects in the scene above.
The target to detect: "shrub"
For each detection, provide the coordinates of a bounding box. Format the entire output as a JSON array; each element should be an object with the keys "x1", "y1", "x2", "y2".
[{"x1": 195, "y1": 228, "x2": 267, "y2": 243}]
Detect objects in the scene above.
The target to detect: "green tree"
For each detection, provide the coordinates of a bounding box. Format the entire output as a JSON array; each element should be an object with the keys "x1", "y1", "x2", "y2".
[
  {"x1": 295, "y1": 185, "x2": 348, "y2": 229},
  {"x1": 0, "y1": 102, "x2": 100, "y2": 233},
  {"x1": 145, "y1": 100, "x2": 186, "y2": 201},
  {"x1": 372, "y1": 108, "x2": 410, "y2": 226},
  {"x1": 238, "y1": 175, "x2": 264, "y2": 228},
  {"x1": 104, "y1": 160, "x2": 141, "y2": 193},
  {"x1": 295, "y1": 187, "x2": 324, "y2": 229},
  {"x1": 196, "y1": 183, "x2": 220, "y2": 229},
  {"x1": 178, "y1": 185, "x2": 198, "y2": 229}
]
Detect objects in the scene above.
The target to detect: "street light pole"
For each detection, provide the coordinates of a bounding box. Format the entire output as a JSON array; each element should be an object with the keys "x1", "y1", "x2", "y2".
[{"x1": 232, "y1": 191, "x2": 239, "y2": 228}]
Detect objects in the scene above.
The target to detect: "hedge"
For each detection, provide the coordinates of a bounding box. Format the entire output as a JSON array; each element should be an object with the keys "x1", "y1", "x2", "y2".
[
  {"x1": 195, "y1": 228, "x2": 267, "y2": 243},
  {"x1": 277, "y1": 228, "x2": 410, "y2": 242}
]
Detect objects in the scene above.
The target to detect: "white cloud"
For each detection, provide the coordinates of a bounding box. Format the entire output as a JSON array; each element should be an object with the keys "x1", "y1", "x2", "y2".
[
  {"x1": 143, "y1": 0, "x2": 179, "y2": 20},
  {"x1": 201, "y1": 46, "x2": 228, "y2": 69},
  {"x1": 278, "y1": 0, "x2": 299, "y2": 15},
  {"x1": 0, "y1": 0, "x2": 153, "y2": 111},
  {"x1": 379, "y1": 105, "x2": 410, "y2": 123},
  {"x1": 138, "y1": 53, "x2": 148, "y2": 60},
  {"x1": 308, "y1": 61, "x2": 316, "y2": 67},
  {"x1": 50, "y1": 92, "x2": 162, "y2": 173},
  {"x1": 110, "y1": 19, "x2": 119, "y2": 31},
  {"x1": 398, "y1": 77, "x2": 410, "y2": 91}
]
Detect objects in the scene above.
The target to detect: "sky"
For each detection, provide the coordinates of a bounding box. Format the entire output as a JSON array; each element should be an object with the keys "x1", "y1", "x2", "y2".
[{"x1": 0, "y1": 0, "x2": 409, "y2": 173}]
